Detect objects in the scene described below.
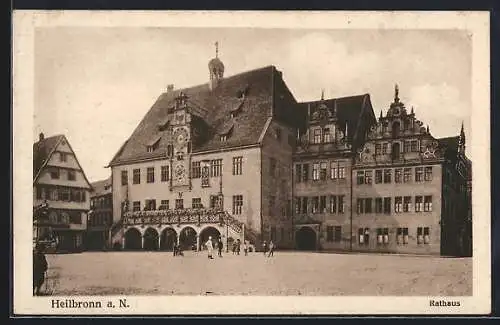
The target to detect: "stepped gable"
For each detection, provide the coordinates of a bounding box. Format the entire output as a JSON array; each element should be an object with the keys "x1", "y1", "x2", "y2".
[
  {"x1": 108, "y1": 65, "x2": 277, "y2": 166},
  {"x1": 33, "y1": 134, "x2": 64, "y2": 179},
  {"x1": 297, "y1": 94, "x2": 372, "y2": 144}
]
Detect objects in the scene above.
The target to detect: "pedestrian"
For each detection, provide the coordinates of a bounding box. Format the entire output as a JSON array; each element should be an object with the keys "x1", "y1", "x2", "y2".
[
  {"x1": 33, "y1": 242, "x2": 48, "y2": 296},
  {"x1": 243, "y1": 241, "x2": 248, "y2": 256},
  {"x1": 217, "y1": 237, "x2": 224, "y2": 257},
  {"x1": 236, "y1": 239, "x2": 241, "y2": 255},
  {"x1": 173, "y1": 243, "x2": 177, "y2": 256},
  {"x1": 267, "y1": 240, "x2": 275, "y2": 257},
  {"x1": 262, "y1": 240, "x2": 268, "y2": 256},
  {"x1": 205, "y1": 236, "x2": 214, "y2": 259}
]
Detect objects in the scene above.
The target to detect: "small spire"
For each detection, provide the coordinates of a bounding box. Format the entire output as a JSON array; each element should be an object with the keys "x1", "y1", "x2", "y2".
[
  {"x1": 394, "y1": 83, "x2": 400, "y2": 103},
  {"x1": 215, "y1": 41, "x2": 219, "y2": 58},
  {"x1": 345, "y1": 122, "x2": 348, "y2": 138},
  {"x1": 411, "y1": 106, "x2": 414, "y2": 114},
  {"x1": 460, "y1": 121, "x2": 465, "y2": 136},
  {"x1": 379, "y1": 110, "x2": 383, "y2": 119},
  {"x1": 321, "y1": 89, "x2": 325, "y2": 101},
  {"x1": 426, "y1": 125, "x2": 430, "y2": 133}
]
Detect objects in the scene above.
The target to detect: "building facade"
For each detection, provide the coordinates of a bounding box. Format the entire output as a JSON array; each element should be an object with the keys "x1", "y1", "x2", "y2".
[
  {"x1": 33, "y1": 133, "x2": 92, "y2": 252},
  {"x1": 106, "y1": 48, "x2": 472, "y2": 256},
  {"x1": 87, "y1": 177, "x2": 113, "y2": 250}
]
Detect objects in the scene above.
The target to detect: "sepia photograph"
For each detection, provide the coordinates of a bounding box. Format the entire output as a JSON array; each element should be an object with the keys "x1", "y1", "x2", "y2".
[{"x1": 13, "y1": 10, "x2": 490, "y2": 315}]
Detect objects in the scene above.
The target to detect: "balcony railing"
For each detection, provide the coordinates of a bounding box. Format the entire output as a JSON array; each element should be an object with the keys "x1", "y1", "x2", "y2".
[{"x1": 123, "y1": 208, "x2": 225, "y2": 226}]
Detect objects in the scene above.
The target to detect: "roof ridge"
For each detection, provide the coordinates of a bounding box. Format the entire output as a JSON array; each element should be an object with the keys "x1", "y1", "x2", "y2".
[{"x1": 299, "y1": 93, "x2": 370, "y2": 104}]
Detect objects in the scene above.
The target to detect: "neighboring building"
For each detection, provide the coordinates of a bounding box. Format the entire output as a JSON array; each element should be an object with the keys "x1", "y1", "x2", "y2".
[
  {"x1": 107, "y1": 46, "x2": 298, "y2": 251},
  {"x1": 350, "y1": 86, "x2": 472, "y2": 256},
  {"x1": 33, "y1": 133, "x2": 92, "y2": 252},
  {"x1": 87, "y1": 177, "x2": 113, "y2": 250},
  {"x1": 106, "y1": 45, "x2": 472, "y2": 256}
]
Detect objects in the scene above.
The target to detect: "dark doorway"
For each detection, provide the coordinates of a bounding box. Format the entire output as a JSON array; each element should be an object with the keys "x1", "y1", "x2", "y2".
[
  {"x1": 179, "y1": 227, "x2": 197, "y2": 251},
  {"x1": 124, "y1": 228, "x2": 142, "y2": 250},
  {"x1": 160, "y1": 228, "x2": 177, "y2": 251},
  {"x1": 392, "y1": 121, "x2": 400, "y2": 138},
  {"x1": 143, "y1": 228, "x2": 159, "y2": 251},
  {"x1": 295, "y1": 227, "x2": 317, "y2": 251},
  {"x1": 392, "y1": 142, "x2": 401, "y2": 160},
  {"x1": 199, "y1": 226, "x2": 222, "y2": 250}
]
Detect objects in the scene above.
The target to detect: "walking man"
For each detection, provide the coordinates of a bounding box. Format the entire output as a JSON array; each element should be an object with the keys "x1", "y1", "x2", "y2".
[
  {"x1": 33, "y1": 243, "x2": 48, "y2": 296},
  {"x1": 262, "y1": 240, "x2": 268, "y2": 256},
  {"x1": 206, "y1": 236, "x2": 214, "y2": 259},
  {"x1": 243, "y1": 241, "x2": 248, "y2": 256},
  {"x1": 217, "y1": 237, "x2": 224, "y2": 257},
  {"x1": 267, "y1": 240, "x2": 275, "y2": 257}
]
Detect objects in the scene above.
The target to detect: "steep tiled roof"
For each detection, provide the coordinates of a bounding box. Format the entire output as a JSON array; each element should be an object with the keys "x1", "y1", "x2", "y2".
[
  {"x1": 33, "y1": 134, "x2": 64, "y2": 180},
  {"x1": 438, "y1": 136, "x2": 460, "y2": 153},
  {"x1": 108, "y1": 66, "x2": 279, "y2": 166},
  {"x1": 297, "y1": 94, "x2": 374, "y2": 146},
  {"x1": 90, "y1": 177, "x2": 112, "y2": 198}
]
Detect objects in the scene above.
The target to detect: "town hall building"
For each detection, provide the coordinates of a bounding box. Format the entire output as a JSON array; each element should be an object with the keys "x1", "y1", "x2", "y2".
[{"x1": 105, "y1": 45, "x2": 472, "y2": 256}]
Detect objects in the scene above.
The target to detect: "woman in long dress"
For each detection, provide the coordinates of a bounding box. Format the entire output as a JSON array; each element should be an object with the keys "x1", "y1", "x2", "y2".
[{"x1": 205, "y1": 236, "x2": 214, "y2": 259}]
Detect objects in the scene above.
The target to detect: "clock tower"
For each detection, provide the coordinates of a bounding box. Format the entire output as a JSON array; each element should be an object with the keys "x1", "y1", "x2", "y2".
[{"x1": 170, "y1": 91, "x2": 192, "y2": 192}]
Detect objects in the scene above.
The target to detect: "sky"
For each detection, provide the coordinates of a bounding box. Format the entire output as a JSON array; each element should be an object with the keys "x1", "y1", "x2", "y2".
[{"x1": 34, "y1": 27, "x2": 472, "y2": 183}]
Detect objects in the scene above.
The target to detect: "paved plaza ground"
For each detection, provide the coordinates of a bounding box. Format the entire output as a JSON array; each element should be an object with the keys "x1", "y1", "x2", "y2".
[{"x1": 42, "y1": 251, "x2": 472, "y2": 296}]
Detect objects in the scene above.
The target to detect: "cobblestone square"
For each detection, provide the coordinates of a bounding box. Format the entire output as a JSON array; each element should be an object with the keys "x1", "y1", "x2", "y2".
[{"x1": 43, "y1": 251, "x2": 472, "y2": 296}]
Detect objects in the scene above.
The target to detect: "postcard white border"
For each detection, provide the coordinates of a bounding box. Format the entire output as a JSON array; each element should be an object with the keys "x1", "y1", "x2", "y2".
[{"x1": 12, "y1": 10, "x2": 491, "y2": 315}]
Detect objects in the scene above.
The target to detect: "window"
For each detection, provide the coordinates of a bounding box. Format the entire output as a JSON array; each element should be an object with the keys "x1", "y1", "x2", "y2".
[
  {"x1": 424, "y1": 196, "x2": 432, "y2": 212},
  {"x1": 188, "y1": 198, "x2": 201, "y2": 209},
  {"x1": 383, "y1": 169, "x2": 392, "y2": 183},
  {"x1": 404, "y1": 141, "x2": 411, "y2": 153},
  {"x1": 133, "y1": 169, "x2": 140, "y2": 184},
  {"x1": 121, "y1": 170, "x2": 128, "y2": 185},
  {"x1": 395, "y1": 168, "x2": 402, "y2": 183},
  {"x1": 397, "y1": 227, "x2": 409, "y2": 245},
  {"x1": 191, "y1": 162, "x2": 201, "y2": 178},
  {"x1": 201, "y1": 166, "x2": 210, "y2": 187},
  {"x1": 375, "y1": 198, "x2": 383, "y2": 213},
  {"x1": 330, "y1": 162, "x2": 337, "y2": 179},
  {"x1": 383, "y1": 197, "x2": 391, "y2": 214},
  {"x1": 394, "y1": 196, "x2": 403, "y2": 213},
  {"x1": 145, "y1": 199, "x2": 156, "y2": 211},
  {"x1": 320, "y1": 162, "x2": 327, "y2": 180},
  {"x1": 338, "y1": 167, "x2": 345, "y2": 179},
  {"x1": 403, "y1": 196, "x2": 412, "y2": 212},
  {"x1": 375, "y1": 170, "x2": 382, "y2": 184},
  {"x1": 375, "y1": 143, "x2": 381, "y2": 155},
  {"x1": 270, "y1": 158, "x2": 277, "y2": 177},
  {"x1": 232, "y1": 195, "x2": 243, "y2": 215},
  {"x1": 415, "y1": 167, "x2": 424, "y2": 182},
  {"x1": 59, "y1": 188, "x2": 70, "y2": 201},
  {"x1": 132, "y1": 201, "x2": 141, "y2": 212},
  {"x1": 233, "y1": 156, "x2": 243, "y2": 175},
  {"x1": 210, "y1": 195, "x2": 221, "y2": 209},
  {"x1": 403, "y1": 168, "x2": 411, "y2": 183},
  {"x1": 359, "y1": 228, "x2": 370, "y2": 245},
  {"x1": 357, "y1": 198, "x2": 364, "y2": 214},
  {"x1": 334, "y1": 226, "x2": 342, "y2": 243},
  {"x1": 424, "y1": 227, "x2": 430, "y2": 244},
  {"x1": 295, "y1": 197, "x2": 301, "y2": 214},
  {"x1": 175, "y1": 199, "x2": 184, "y2": 210},
  {"x1": 67, "y1": 170, "x2": 76, "y2": 181},
  {"x1": 301, "y1": 197, "x2": 308, "y2": 214},
  {"x1": 210, "y1": 159, "x2": 223, "y2": 177},
  {"x1": 417, "y1": 227, "x2": 424, "y2": 244},
  {"x1": 326, "y1": 226, "x2": 334, "y2": 242},
  {"x1": 147, "y1": 167, "x2": 155, "y2": 183},
  {"x1": 220, "y1": 135, "x2": 227, "y2": 142},
  {"x1": 295, "y1": 164, "x2": 303, "y2": 182},
  {"x1": 159, "y1": 200, "x2": 169, "y2": 210},
  {"x1": 382, "y1": 143, "x2": 388, "y2": 154},
  {"x1": 59, "y1": 152, "x2": 67, "y2": 162},
  {"x1": 312, "y1": 196, "x2": 319, "y2": 213},
  {"x1": 50, "y1": 168, "x2": 60, "y2": 179},
  {"x1": 415, "y1": 196, "x2": 424, "y2": 212},
  {"x1": 365, "y1": 198, "x2": 373, "y2": 213},
  {"x1": 323, "y1": 128, "x2": 331, "y2": 143},
  {"x1": 424, "y1": 167, "x2": 433, "y2": 181},
  {"x1": 320, "y1": 196, "x2": 327, "y2": 213},
  {"x1": 357, "y1": 171, "x2": 365, "y2": 185},
  {"x1": 313, "y1": 128, "x2": 321, "y2": 144},
  {"x1": 364, "y1": 170, "x2": 373, "y2": 184},
  {"x1": 312, "y1": 163, "x2": 320, "y2": 181},
  {"x1": 338, "y1": 196, "x2": 345, "y2": 214},
  {"x1": 411, "y1": 140, "x2": 419, "y2": 152},
  {"x1": 302, "y1": 164, "x2": 309, "y2": 181},
  {"x1": 161, "y1": 165, "x2": 170, "y2": 182},
  {"x1": 330, "y1": 196, "x2": 337, "y2": 213}
]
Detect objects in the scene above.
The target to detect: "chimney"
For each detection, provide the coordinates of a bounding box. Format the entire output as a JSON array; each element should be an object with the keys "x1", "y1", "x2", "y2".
[
  {"x1": 167, "y1": 84, "x2": 174, "y2": 93},
  {"x1": 39, "y1": 133, "x2": 44, "y2": 141}
]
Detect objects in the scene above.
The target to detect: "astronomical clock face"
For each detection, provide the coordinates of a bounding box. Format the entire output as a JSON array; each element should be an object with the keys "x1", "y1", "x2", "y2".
[
  {"x1": 174, "y1": 164, "x2": 186, "y2": 183},
  {"x1": 173, "y1": 128, "x2": 189, "y2": 150}
]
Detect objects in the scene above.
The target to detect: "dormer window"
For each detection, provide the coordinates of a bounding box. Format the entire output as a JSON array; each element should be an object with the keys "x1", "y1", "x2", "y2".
[
  {"x1": 146, "y1": 135, "x2": 161, "y2": 153},
  {"x1": 220, "y1": 135, "x2": 228, "y2": 142},
  {"x1": 323, "y1": 128, "x2": 331, "y2": 143},
  {"x1": 218, "y1": 122, "x2": 234, "y2": 142},
  {"x1": 230, "y1": 101, "x2": 244, "y2": 118}
]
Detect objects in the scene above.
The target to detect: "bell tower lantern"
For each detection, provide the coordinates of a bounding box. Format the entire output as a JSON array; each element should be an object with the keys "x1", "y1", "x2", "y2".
[{"x1": 208, "y1": 41, "x2": 225, "y2": 90}]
